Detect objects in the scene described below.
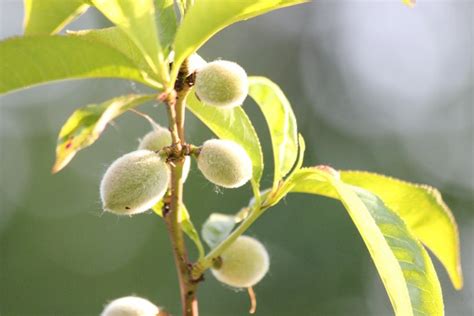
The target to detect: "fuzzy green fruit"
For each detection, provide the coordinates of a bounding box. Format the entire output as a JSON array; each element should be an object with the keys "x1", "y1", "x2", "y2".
[
  {"x1": 101, "y1": 296, "x2": 159, "y2": 316},
  {"x1": 100, "y1": 150, "x2": 169, "y2": 215},
  {"x1": 195, "y1": 60, "x2": 248, "y2": 108},
  {"x1": 138, "y1": 127, "x2": 172, "y2": 152},
  {"x1": 138, "y1": 128, "x2": 191, "y2": 182},
  {"x1": 197, "y1": 139, "x2": 252, "y2": 188},
  {"x1": 211, "y1": 236, "x2": 270, "y2": 288}
]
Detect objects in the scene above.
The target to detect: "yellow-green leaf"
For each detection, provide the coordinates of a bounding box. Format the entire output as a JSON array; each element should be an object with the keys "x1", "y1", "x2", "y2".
[
  {"x1": 290, "y1": 168, "x2": 444, "y2": 316},
  {"x1": 0, "y1": 36, "x2": 156, "y2": 95},
  {"x1": 92, "y1": 0, "x2": 169, "y2": 85},
  {"x1": 179, "y1": 204, "x2": 205, "y2": 259},
  {"x1": 249, "y1": 76, "x2": 298, "y2": 187},
  {"x1": 52, "y1": 94, "x2": 155, "y2": 173},
  {"x1": 340, "y1": 171, "x2": 463, "y2": 290},
  {"x1": 171, "y1": 0, "x2": 309, "y2": 82},
  {"x1": 152, "y1": 201, "x2": 205, "y2": 259},
  {"x1": 186, "y1": 92, "x2": 263, "y2": 192},
  {"x1": 23, "y1": 0, "x2": 90, "y2": 35},
  {"x1": 67, "y1": 27, "x2": 155, "y2": 78},
  {"x1": 155, "y1": 0, "x2": 178, "y2": 54}
]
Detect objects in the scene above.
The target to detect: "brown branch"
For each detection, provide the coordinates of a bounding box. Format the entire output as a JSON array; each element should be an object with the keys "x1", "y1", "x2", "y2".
[{"x1": 161, "y1": 59, "x2": 198, "y2": 316}]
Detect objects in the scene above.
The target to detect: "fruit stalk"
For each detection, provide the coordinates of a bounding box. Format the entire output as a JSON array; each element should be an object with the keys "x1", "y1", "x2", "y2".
[{"x1": 162, "y1": 59, "x2": 199, "y2": 316}]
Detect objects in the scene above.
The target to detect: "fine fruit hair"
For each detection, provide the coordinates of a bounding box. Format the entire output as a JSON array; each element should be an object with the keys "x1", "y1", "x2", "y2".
[{"x1": 100, "y1": 150, "x2": 169, "y2": 215}]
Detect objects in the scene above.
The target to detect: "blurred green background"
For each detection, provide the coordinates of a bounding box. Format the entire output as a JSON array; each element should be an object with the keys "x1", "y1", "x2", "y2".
[{"x1": 0, "y1": 1, "x2": 473, "y2": 315}]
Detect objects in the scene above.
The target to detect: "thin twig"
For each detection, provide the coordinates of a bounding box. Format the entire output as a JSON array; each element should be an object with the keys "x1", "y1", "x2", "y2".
[{"x1": 162, "y1": 58, "x2": 198, "y2": 316}]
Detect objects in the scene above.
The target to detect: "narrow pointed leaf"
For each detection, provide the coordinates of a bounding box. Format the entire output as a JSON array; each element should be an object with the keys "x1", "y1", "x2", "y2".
[
  {"x1": 179, "y1": 205, "x2": 205, "y2": 259},
  {"x1": 92, "y1": 0, "x2": 169, "y2": 84},
  {"x1": 249, "y1": 76, "x2": 298, "y2": 186},
  {"x1": 152, "y1": 201, "x2": 205, "y2": 259},
  {"x1": 0, "y1": 36, "x2": 157, "y2": 95},
  {"x1": 155, "y1": 0, "x2": 178, "y2": 54},
  {"x1": 68, "y1": 28, "x2": 155, "y2": 77},
  {"x1": 52, "y1": 94, "x2": 155, "y2": 173},
  {"x1": 186, "y1": 92, "x2": 263, "y2": 190},
  {"x1": 23, "y1": 0, "x2": 90, "y2": 35},
  {"x1": 290, "y1": 168, "x2": 444, "y2": 316},
  {"x1": 171, "y1": 0, "x2": 309, "y2": 81},
  {"x1": 340, "y1": 171, "x2": 463, "y2": 289}
]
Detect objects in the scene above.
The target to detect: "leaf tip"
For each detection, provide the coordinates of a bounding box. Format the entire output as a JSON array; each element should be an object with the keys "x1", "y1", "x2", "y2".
[
  {"x1": 453, "y1": 264, "x2": 464, "y2": 290},
  {"x1": 51, "y1": 153, "x2": 74, "y2": 174},
  {"x1": 51, "y1": 161, "x2": 64, "y2": 174}
]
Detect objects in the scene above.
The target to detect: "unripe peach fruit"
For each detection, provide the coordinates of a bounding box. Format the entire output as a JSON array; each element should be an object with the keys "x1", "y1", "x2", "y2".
[
  {"x1": 197, "y1": 139, "x2": 252, "y2": 188},
  {"x1": 211, "y1": 236, "x2": 270, "y2": 288},
  {"x1": 101, "y1": 296, "x2": 159, "y2": 316},
  {"x1": 138, "y1": 127, "x2": 171, "y2": 152},
  {"x1": 138, "y1": 128, "x2": 191, "y2": 182},
  {"x1": 100, "y1": 150, "x2": 169, "y2": 215},
  {"x1": 194, "y1": 60, "x2": 248, "y2": 108}
]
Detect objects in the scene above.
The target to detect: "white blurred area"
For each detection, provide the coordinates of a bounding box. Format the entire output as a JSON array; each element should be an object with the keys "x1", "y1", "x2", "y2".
[{"x1": 300, "y1": 0, "x2": 473, "y2": 193}]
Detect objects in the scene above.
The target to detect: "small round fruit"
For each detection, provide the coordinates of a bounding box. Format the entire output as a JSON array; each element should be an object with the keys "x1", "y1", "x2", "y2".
[
  {"x1": 101, "y1": 296, "x2": 159, "y2": 316},
  {"x1": 138, "y1": 127, "x2": 171, "y2": 152},
  {"x1": 197, "y1": 139, "x2": 252, "y2": 188},
  {"x1": 138, "y1": 129, "x2": 191, "y2": 182},
  {"x1": 195, "y1": 60, "x2": 248, "y2": 108},
  {"x1": 100, "y1": 150, "x2": 169, "y2": 215},
  {"x1": 211, "y1": 236, "x2": 270, "y2": 288}
]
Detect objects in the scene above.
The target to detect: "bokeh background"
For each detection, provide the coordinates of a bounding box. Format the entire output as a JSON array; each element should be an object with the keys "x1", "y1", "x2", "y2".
[{"x1": 1, "y1": 0, "x2": 473, "y2": 315}]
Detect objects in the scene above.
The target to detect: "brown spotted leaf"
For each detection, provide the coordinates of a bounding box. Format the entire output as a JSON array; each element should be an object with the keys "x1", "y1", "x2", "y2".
[{"x1": 52, "y1": 94, "x2": 155, "y2": 173}]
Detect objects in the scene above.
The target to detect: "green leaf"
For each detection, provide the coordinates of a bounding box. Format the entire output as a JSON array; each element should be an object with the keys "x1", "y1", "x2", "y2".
[
  {"x1": 249, "y1": 76, "x2": 298, "y2": 187},
  {"x1": 52, "y1": 94, "x2": 155, "y2": 173},
  {"x1": 67, "y1": 27, "x2": 155, "y2": 77},
  {"x1": 171, "y1": 0, "x2": 309, "y2": 82},
  {"x1": 0, "y1": 36, "x2": 158, "y2": 95},
  {"x1": 179, "y1": 204, "x2": 206, "y2": 259},
  {"x1": 340, "y1": 171, "x2": 463, "y2": 289},
  {"x1": 201, "y1": 213, "x2": 237, "y2": 248},
  {"x1": 152, "y1": 201, "x2": 205, "y2": 259},
  {"x1": 92, "y1": 0, "x2": 169, "y2": 85},
  {"x1": 152, "y1": 200, "x2": 164, "y2": 217},
  {"x1": 23, "y1": 0, "x2": 90, "y2": 35},
  {"x1": 290, "y1": 168, "x2": 444, "y2": 316},
  {"x1": 155, "y1": 0, "x2": 178, "y2": 54},
  {"x1": 186, "y1": 92, "x2": 263, "y2": 191}
]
